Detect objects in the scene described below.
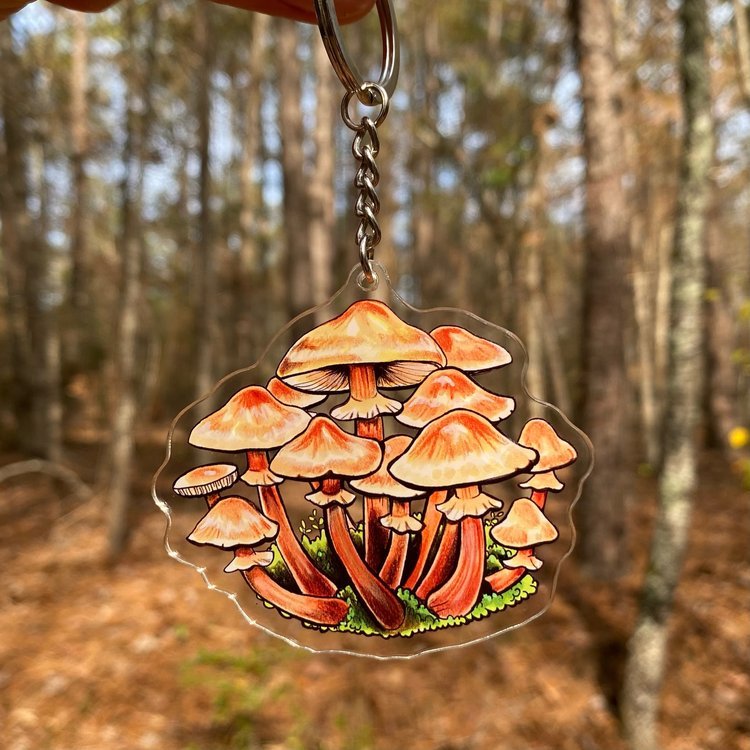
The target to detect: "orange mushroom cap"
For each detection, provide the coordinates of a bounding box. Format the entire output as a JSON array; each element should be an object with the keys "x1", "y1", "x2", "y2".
[
  {"x1": 489, "y1": 497, "x2": 558, "y2": 549},
  {"x1": 267, "y1": 377, "x2": 326, "y2": 409},
  {"x1": 276, "y1": 300, "x2": 446, "y2": 392},
  {"x1": 430, "y1": 326, "x2": 511, "y2": 372},
  {"x1": 224, "y1": 548, "x2": 274, "y2": 573},
  {"x1": 173, "y1": 463, "x2": 238, "y2": 497},
  {"x1": 389, "y1": 409, "x2": 538, "y2": 489},
  {"x1": 519, "y1": 470, "x2": 564, "y2": 492},
  {"x1": 189, "y1": 386, "x2": 311, "y2": 452},
  {"x1": 349, "y1": 435, "x2": 424, "y2": 499},
  {"x1": 187, "y1": 496, "x2": 278, "y2": 548},
  {"x1": 270, "y1": 415, "x2": 382, "y2": 481},
  {"x1": 518, "y1": 419, "x2": 577, "y2": 473},
  {"x1": 397, "y1": 367, "x2": 515, "y2": 428}
]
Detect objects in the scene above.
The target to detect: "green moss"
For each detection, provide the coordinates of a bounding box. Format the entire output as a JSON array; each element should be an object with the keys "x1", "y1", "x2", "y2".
[{"x1": 259, "y1": 516, "x2": 539, "y2": 638}]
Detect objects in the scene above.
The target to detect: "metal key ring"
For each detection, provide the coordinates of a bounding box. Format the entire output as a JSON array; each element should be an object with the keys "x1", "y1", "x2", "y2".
[{"x1": 313, "y1": 0, "x2": 400, "y2": 105}]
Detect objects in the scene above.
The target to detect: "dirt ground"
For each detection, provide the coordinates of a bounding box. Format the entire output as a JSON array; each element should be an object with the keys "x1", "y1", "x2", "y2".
[{"x1": 1, "y1": 436, "x2": 749, "y2": 750}]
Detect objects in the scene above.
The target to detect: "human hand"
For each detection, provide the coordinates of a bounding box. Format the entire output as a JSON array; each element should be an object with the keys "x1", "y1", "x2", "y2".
[{"x1": 1, "y1": 0, "x2": 375, "y2": 24}]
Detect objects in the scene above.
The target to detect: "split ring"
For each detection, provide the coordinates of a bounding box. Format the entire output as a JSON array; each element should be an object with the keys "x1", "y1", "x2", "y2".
[{"x1": 313, "y1": 0, "x2": 400, "y2": 104}]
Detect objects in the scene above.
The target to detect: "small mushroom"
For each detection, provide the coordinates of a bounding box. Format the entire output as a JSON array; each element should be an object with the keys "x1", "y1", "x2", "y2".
[
  {"x1": 430, "y1": 325, "x2": 512, "y2": 373},
  {"x1": 277, "y1": 300, "x2": 445, "y2": 568},
  {"x1": 189, "y1": 386, "x2": 336, "y2": 597},
  {"x1": 349, "y1": 435, "x2": 425, "y2": 589},
  {"x1": 271, "y1": 416, "x2": 405, "y2": 631},
  {"x1": 396, "y1": 368, "x2": 514, "y2": 588},
  {"x1": 391, "y1": 409, "x2": 537, "y2": 617},
  {"x1": 518, "y1": 419, "x2": 577, "y2": 509},
  {"x1": 188, "y1": 496, "x2": 348, "y2": 626},
  {"x1": 396, "y1": 367, "x2": 515, "y2": 428},
  {"x1": 173, "y1": 463, "x2": 238, "y2": 507},
  {"x1": 486, "y1": 497, "x2": 559, "y2": 592}
]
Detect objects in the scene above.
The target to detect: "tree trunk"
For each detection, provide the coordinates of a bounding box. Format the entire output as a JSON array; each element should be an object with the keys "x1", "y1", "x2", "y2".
[
  {"x1": 734, "y1": 0, "x2": 750, "y2": 104},
  {"x1": 276, "y1": 20, "x2": 311, "y2": 325},
  {"x1": 620, "y1": 0, "x2": 713, "y2": 747},
  {"x1": 68, "y1": 11, "x2": 90, "y2": 364},
  {"x1": 309, "y1": 37, "x2": 336, "y2": 323},
  {"x1": 107, "y1": 2, "x2": 160, "y2": 560},
  {"x1": 236, "y1": 12, "x2": 269, "y2": 365},
  {"x1": 193, "y1": 1, "x2": 217, "y2": 399},
  {"x1": 704, "y1": 220, "x2": 736, "y2": 451},
  {"x1": 0, "y1": 21, "x2": 36, "y2": 451},
  {"x1": 570, "y1": 0, "x2": 633, "y2": 578}
]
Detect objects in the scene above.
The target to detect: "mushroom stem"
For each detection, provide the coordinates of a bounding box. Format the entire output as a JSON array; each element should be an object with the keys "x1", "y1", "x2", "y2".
[
  {"x1": 403, "y1": 490, "x2": 447, "y2": 590},
  {"x1": 243, "y1": 568, "x2": 349, "y2": 626},
  {"x1": 363, "y1": 494, "x2": 389, "y2": 569},
  {"x1": 349, "y1": 363, "x2": 378, "y2": 404},
  {"x1": 414, "y1": 521, "x2": 460, "y2": 600},
  {"x1": 349, "y1": 371, "x2": 391, "y2": 569},
  {"x1": 206, "y1": 492, "x2": 220, "y2": 508},
  {"x1": 530, "y1": 490, "x2": 547, "y2": 509},
  {"x1": 326, "y1": 503, "x2": 405, "y2": 631},
  {"x1": 252, "y1": 452, "x2": 337, "y2": 597},
  {"x1": 485, "y1": 566, "x2": 525, "y2": 593},
  {"x1": 378, "y1": 500, "x2": 411, "y2": 588},
  {"x1": 427, "y1": 516, "x2": 485, "y2": 618}
]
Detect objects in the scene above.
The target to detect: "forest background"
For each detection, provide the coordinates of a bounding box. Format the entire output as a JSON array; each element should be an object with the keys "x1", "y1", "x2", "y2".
[{"x1": 0, "y1": 0, "x2": 749, "y2": 749}]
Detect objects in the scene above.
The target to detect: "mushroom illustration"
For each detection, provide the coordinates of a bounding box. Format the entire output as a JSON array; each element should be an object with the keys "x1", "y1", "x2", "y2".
[
  {"x1": 277, "y1": 299, "x2": 445, "y2": 569},
  {"x1": 267, "y1": 377, "x2": 327, "y2": 409},
  {"x1": 270, "y1": 416, "x2": 405, "y2": 631},
  {"x1": 517, "y1": 419, "x2": 577, "y2": 509},
  {"x1": 189, "y1": 385, "x2": 336, "y2": 597},
  {"x1": 430, "y1": 325, "x2": 512, "y2": 372},
  {"x1": 485, "y1": 497, "x2": 559, "y2": 593},
  {"x1": 396, "y1": 367, "x2": 515, "y2": 589},
  {"x1": 349, "y1": 435, "x2": 424, "y2": 589},
  {"x1": 397, "y1": 367, "x2": 515, "y2": 428},
  {"x1": 173, "y1": 463, "x2": 238, "y2": 507},
  {"x1": 188, "y1": 496, "x2": 348, "y2": 626},
  {"x1": 390, "y1": 409, "x2": 538, "y2": 617}
]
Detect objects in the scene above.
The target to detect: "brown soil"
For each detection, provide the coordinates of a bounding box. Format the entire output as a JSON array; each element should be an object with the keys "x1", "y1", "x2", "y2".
[{"x1": 1, "y1": 441, "x2": 748, "y2": 750}]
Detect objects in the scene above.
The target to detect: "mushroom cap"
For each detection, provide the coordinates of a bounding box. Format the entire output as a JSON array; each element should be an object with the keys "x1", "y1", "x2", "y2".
[
  {"x1": 430, "y1": 326, "x2": 511, "y2": 372},
  {"x1": 173, "y1": 463, "x2": 238, "y2": 497},
  {"x1": 189, "y1": 386, "x2": 311, "y2": 452},
  {"x1": 389, "y1": 409, "x2": 538, "y2": 489},
  {"x1": 305, "y1": 486, "x2": 357, "y2": 507},
  {"x1": 380, "y1": 513, "x2": 424, "y2": 533},
  {"x1": 489, "y1": 498, "x2": 558, "y2": 549},
  {"x1": 270, "y1": 415, "x2": 382, "y2": 481},
  {"x1": 224, "y1": 548, "x2": 275, "y2": 572},
  {"x1": 267, "y1": 377, "x2": 327, "y2": 409},
  {"x1": 276, "y1": 300, "x2": 446, "y2": 392},
  {"x1": 397, "y1": 367, "x2": 515, "y2": 428},
  {"x1": 519, "y1": 470, "x2": 564, "y2": 492},
  {"x1": 518, "y1": 419, "x2": 577, "y2": 473},
  {"x1": 349, "y1": 435, "x2": 424, "y2": 499},
  {"x1": 187, "y1": 496, "x2": 278, "y2": 549}
]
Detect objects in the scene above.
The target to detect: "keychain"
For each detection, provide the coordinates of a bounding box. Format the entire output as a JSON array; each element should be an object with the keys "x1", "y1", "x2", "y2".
[{"x1": 153, "y1": 0, "x2": 592, "y2": 658}]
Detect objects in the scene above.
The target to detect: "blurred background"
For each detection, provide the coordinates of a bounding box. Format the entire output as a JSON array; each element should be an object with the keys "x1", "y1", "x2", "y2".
[{"x1": 0, "y1": 0, "x2": 748, "y2": 748}]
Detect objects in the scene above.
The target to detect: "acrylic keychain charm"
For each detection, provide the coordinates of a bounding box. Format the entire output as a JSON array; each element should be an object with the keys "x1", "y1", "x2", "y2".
[{"x1": 153, "y1": 0, "x2": 592, "y2": 658}]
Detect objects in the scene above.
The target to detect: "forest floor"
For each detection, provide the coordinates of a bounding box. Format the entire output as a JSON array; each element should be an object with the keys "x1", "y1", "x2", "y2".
[{"x1": 1, "y1": 433, "x2": 749, "y2": 750}]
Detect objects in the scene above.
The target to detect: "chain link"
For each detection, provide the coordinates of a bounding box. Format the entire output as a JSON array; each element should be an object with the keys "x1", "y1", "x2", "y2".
[{"x1": 341, "y1": 83, "x2": 389, "y2": 287}]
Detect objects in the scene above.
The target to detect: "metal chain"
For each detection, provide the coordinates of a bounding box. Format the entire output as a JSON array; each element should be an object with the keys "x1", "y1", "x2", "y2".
[{"x1": 341, "y1": 83, "x2": 390, "y2": 287}]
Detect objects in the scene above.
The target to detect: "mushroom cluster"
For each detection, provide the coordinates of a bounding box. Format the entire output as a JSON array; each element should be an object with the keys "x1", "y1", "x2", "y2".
[{"x1": 174, "y1": 301, "x2": 579, "y2": 636}]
